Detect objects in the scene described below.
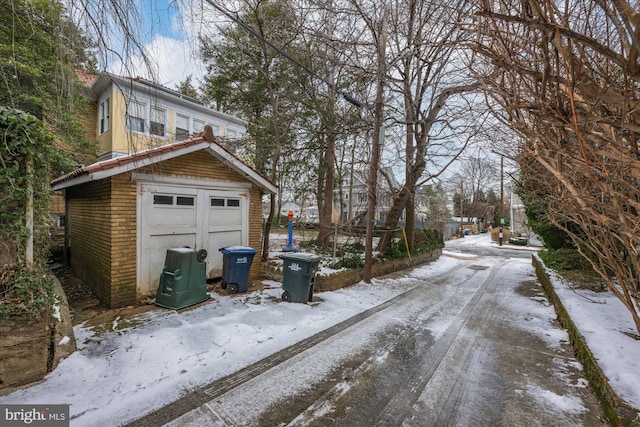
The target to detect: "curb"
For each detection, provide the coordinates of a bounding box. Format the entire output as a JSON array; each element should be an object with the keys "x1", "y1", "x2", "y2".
[{"x1": 532, "y1": 255, "x2": 640, "y2": 426}]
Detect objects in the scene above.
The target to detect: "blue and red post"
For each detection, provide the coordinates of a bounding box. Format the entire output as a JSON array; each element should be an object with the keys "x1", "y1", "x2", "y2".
[{"x1": 283, "y1": 210, "x2": 299, "y2": 252}]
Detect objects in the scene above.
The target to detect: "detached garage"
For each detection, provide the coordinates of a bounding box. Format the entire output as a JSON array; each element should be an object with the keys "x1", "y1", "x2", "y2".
[{"x1": 51, "y1": 130, "x2": 277, "y2": 308}]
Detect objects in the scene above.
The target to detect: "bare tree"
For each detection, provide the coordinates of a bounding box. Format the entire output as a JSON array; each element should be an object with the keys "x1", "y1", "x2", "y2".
[
  {"x1": 472, "y1": 0, "x2": 640, "y2": 332},
  {"x1": 298, "y1": 0, "x2": 365, "y2": 247},
  {"x1": 375, "y1": 0, "x2": 483, "y2": 252}
]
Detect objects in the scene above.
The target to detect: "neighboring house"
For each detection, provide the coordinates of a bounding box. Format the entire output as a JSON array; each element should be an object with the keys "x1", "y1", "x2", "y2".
[
  {"x1": 510, "y1": 192, "x2": 527, "y2": 236},
  {"x1": 337, "y1": 173, "x2": 368, "y2": 224},
  {"x1": 336, "y1": 168, "x2": 400, "y2": 225},
  {"x1": 86, "y1": 73, "x2": 247, "y2": 161},
  {"x1": 51, "y1": 130, "x2": 277, "y2": 308}
]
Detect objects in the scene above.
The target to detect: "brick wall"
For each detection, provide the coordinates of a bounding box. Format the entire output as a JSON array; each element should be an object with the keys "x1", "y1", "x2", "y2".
[
  {"x1": 77, "y1": 100, "x2": 99, "y2": 165},
  {"x1": 66, "y1": 179, "x2": 114, "y2": 305},
  {"x1": 66, "y1": 149, "x2": 271, "y2": 308},
  {"x1": 109, "y1": 174, "x2": 137, "y2": 307},
  {"x1": 248, "y1": 186, "x2": 265, "y2": 279}
]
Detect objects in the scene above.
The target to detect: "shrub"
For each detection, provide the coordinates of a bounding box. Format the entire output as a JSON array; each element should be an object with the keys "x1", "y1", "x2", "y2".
[
  {"x1": 539, "y1": 248, "x2": 593, "y2": 271},
  {"x1": 384, "y1": 228, "x2": 444, "y2": 259},
  {"x1": 333, "y1": 252, "x2": 365, "y2": 269},
  {"x1": 0, "y1": 263, "x2": 55, "y2": 323}
]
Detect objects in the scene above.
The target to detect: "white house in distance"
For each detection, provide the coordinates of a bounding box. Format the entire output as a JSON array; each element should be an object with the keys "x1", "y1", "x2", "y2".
[
  {"x1": 335, "y1": 168, "x2": 400, "y2": 225},
  {"x1": 510, "y1": 192, "x2": 528, "y2": 236}
]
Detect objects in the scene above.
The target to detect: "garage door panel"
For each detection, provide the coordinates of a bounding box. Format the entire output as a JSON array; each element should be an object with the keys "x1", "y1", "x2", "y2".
[
  {"x1": 151, "y1": 206, "x2": 197, "y2": 227},
  {"x1": 149, "y1": 226, "x2": 197, "y2": 236},
  {"x1": 209, "y1": 208, "x2": 242, "y2": 227},
  {"x1": 207, "y1": 225, "x2": 241, "y2": 233},
  {"x1": 139, "y1": 183, "x2": 249, "y2": 296},
  {"x1": 142, "y1": 234, "x2": 197, "y2": 294},
  {"x1": 205, "y1": 230, "x2": 243, "y2": 278}
]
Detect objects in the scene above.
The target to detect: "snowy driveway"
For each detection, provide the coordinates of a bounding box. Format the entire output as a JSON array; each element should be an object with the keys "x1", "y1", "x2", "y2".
[
  {"x1": 136, "y1": 242, "x2": 603, "y2": 426},
  {"x1": 2, "y1": 235, "x2": 607, "y2": 426}
]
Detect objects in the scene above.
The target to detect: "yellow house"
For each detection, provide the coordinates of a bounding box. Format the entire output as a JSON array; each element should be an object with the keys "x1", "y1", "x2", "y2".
[
  {"x1": 89, "y1": 73, "x2": 247, "y2": 161},
  {"x1": 50, "y1": 74, "x2": 276, "y2": 308}
]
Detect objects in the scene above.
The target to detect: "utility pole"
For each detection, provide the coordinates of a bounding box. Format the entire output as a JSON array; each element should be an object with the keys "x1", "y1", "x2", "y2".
[
  {"x1": 460, "y1": 180, "x2": 464, "y2": 238},
  {"x1": 500, "y1": 155, "x2": 504, "y2": 225},
  {"x1": 364, "y1": 9, "x2": 388, "y2": 283}
]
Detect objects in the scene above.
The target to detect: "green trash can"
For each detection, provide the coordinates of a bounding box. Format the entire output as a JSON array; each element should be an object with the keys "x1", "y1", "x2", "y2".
[
  {"x1": 279, "y1": 253, "x2": 322, "y2": 303},
  {"x1": 156, "y1": 247, "x2": 209, "y2": 309}
]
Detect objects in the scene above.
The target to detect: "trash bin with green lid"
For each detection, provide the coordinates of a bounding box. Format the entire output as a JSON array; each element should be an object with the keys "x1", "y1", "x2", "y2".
[
  {"x1": 219, "y1": 246, "x2": 257, "y2": 294},
  {"x1": 279, "y1": 253, "x2": 322, "y2": 303},
  {"x1": 156, "y1": 247, "x2": 209, "y2": 309}
]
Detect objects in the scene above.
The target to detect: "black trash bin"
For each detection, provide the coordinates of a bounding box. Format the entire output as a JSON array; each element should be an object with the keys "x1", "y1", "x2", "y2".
[
  {"x1": 279, "y1": 253, "x2": 322, "y2": 303},
  {"x1": 156, "y1": 247, "x2": 209, "y2": 309},
  {"x1": 219, "y1": 246, "x2": 257, "y2": 293}
]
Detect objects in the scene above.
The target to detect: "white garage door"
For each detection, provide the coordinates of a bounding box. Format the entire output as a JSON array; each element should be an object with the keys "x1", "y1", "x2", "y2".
[{"x1": 138, "y1": 182, "x2": 249, "y2": 295}]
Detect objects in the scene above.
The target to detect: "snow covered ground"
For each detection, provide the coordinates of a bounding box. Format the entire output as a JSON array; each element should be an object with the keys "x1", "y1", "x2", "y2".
[
  {"x1": 447, "y1": 233, "x2": 640, "y2": 412},
  {"x1": 1, "y1": 234, "x2": 638, "y2": 426}
]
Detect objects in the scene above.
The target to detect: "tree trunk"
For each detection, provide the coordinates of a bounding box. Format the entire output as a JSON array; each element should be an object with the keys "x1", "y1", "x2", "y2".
[
  {"x1": 317, "y1": 132, "x2": 336, "y2": 247},
  {"x1": 261, "y1": 193, "x2": 276, "y2": 261},
  {"x1": 405, "y1": 189, "x2": 415, "y2": 250},
  {"x1": 25, "y1": 153, "x2": 33, "y2": 267},
  {"x1": 376, "y1": 186, "x2": 411, "y2": 251}
]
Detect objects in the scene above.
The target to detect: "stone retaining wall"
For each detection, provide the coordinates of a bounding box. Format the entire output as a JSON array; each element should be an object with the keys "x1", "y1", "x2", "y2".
[
  {"x1": 0, "y1": 275, "x2": 76, "y2": 395},
  {"x1": 262, "y1": 249, "x2": 442, "y2": 293},
  {"x1": 532, "y1": 255, "x2": 639, "y2": 426}
]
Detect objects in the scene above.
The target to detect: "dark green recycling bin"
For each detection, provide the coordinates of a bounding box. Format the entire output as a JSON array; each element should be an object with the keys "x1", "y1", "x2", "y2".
[
  {"x1": 279, "y1": 253, "x2": 322, "y2": 303},
  {"x1": 156, "y1": 247, "x2": 209, "y2": 309},
  {"x1": 219, "y1": 246, "x2": 257, "y2": 294}
]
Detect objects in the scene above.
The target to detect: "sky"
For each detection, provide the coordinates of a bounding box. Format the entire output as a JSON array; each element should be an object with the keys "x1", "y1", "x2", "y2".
[
  {"x1": 1, "y1": 234, "x2": 638, "y2": 425},
  {"x1": 68, "y1": 0, "x2": 505, "y2": 190},
  {"x1": 95, "y1": 0, "x2": 208, "y2": 90}
]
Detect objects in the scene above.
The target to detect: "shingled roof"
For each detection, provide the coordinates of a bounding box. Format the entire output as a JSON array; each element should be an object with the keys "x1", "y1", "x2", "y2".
[{"x1": 51, "y1": 127, "x2": 277, "y2": 193}]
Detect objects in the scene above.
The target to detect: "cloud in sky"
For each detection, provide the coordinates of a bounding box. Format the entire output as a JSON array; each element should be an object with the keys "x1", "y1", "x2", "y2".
[
  {"x1": 108, "y1": 33, "x2": 204, "y2": 90},
  {"x1": 107, "y1": 0, "x2": 207, "y2": 90}
]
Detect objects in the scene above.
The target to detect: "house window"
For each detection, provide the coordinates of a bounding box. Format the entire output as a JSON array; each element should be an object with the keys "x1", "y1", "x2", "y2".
[
  {"x1": 175, "y1": 114, "x2": 190, "y2": 141},
  {"x1": 127, "y1": 100, "x2": 146, "y2": 133},
  {"x1": 211, "y1": 198, "x2": 225, "y2": 207},
  {"x1": 210, "y1": 123, "x2": 221, "y2": 136},
  {"x1": 227, "y1": 199, "x2": 240, "y2": 207},
  {"x1": 99, "y1": 98, "x2": 110, "y2": 134},
  {"x1": 150, "y1": 106, "x2": 166, "y2": 137},
  {"x1": 193, "y1": 119, "x2": 206, "y2": 135}
]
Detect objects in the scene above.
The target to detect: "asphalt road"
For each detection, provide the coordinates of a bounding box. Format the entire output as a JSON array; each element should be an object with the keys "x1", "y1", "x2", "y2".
[{"x1": 130, "y1": 237, "x2": 606, "y2": 426}]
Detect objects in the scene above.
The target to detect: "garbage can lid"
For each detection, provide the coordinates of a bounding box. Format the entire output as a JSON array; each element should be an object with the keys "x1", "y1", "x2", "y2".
[
  {"x1": 278, "y1": 252, "x2": 322, "y2": 262},
  {"x1": 219, "y1": 246, "x2": 257, "y2": 255},
  {"x1": 168, "y1": 247, "x2": 195, "y2": 253}
]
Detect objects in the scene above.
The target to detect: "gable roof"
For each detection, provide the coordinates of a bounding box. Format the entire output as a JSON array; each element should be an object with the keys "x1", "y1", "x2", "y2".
[{"x1": 51, "y1": 131, "x2": 277, "y2": 194}]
